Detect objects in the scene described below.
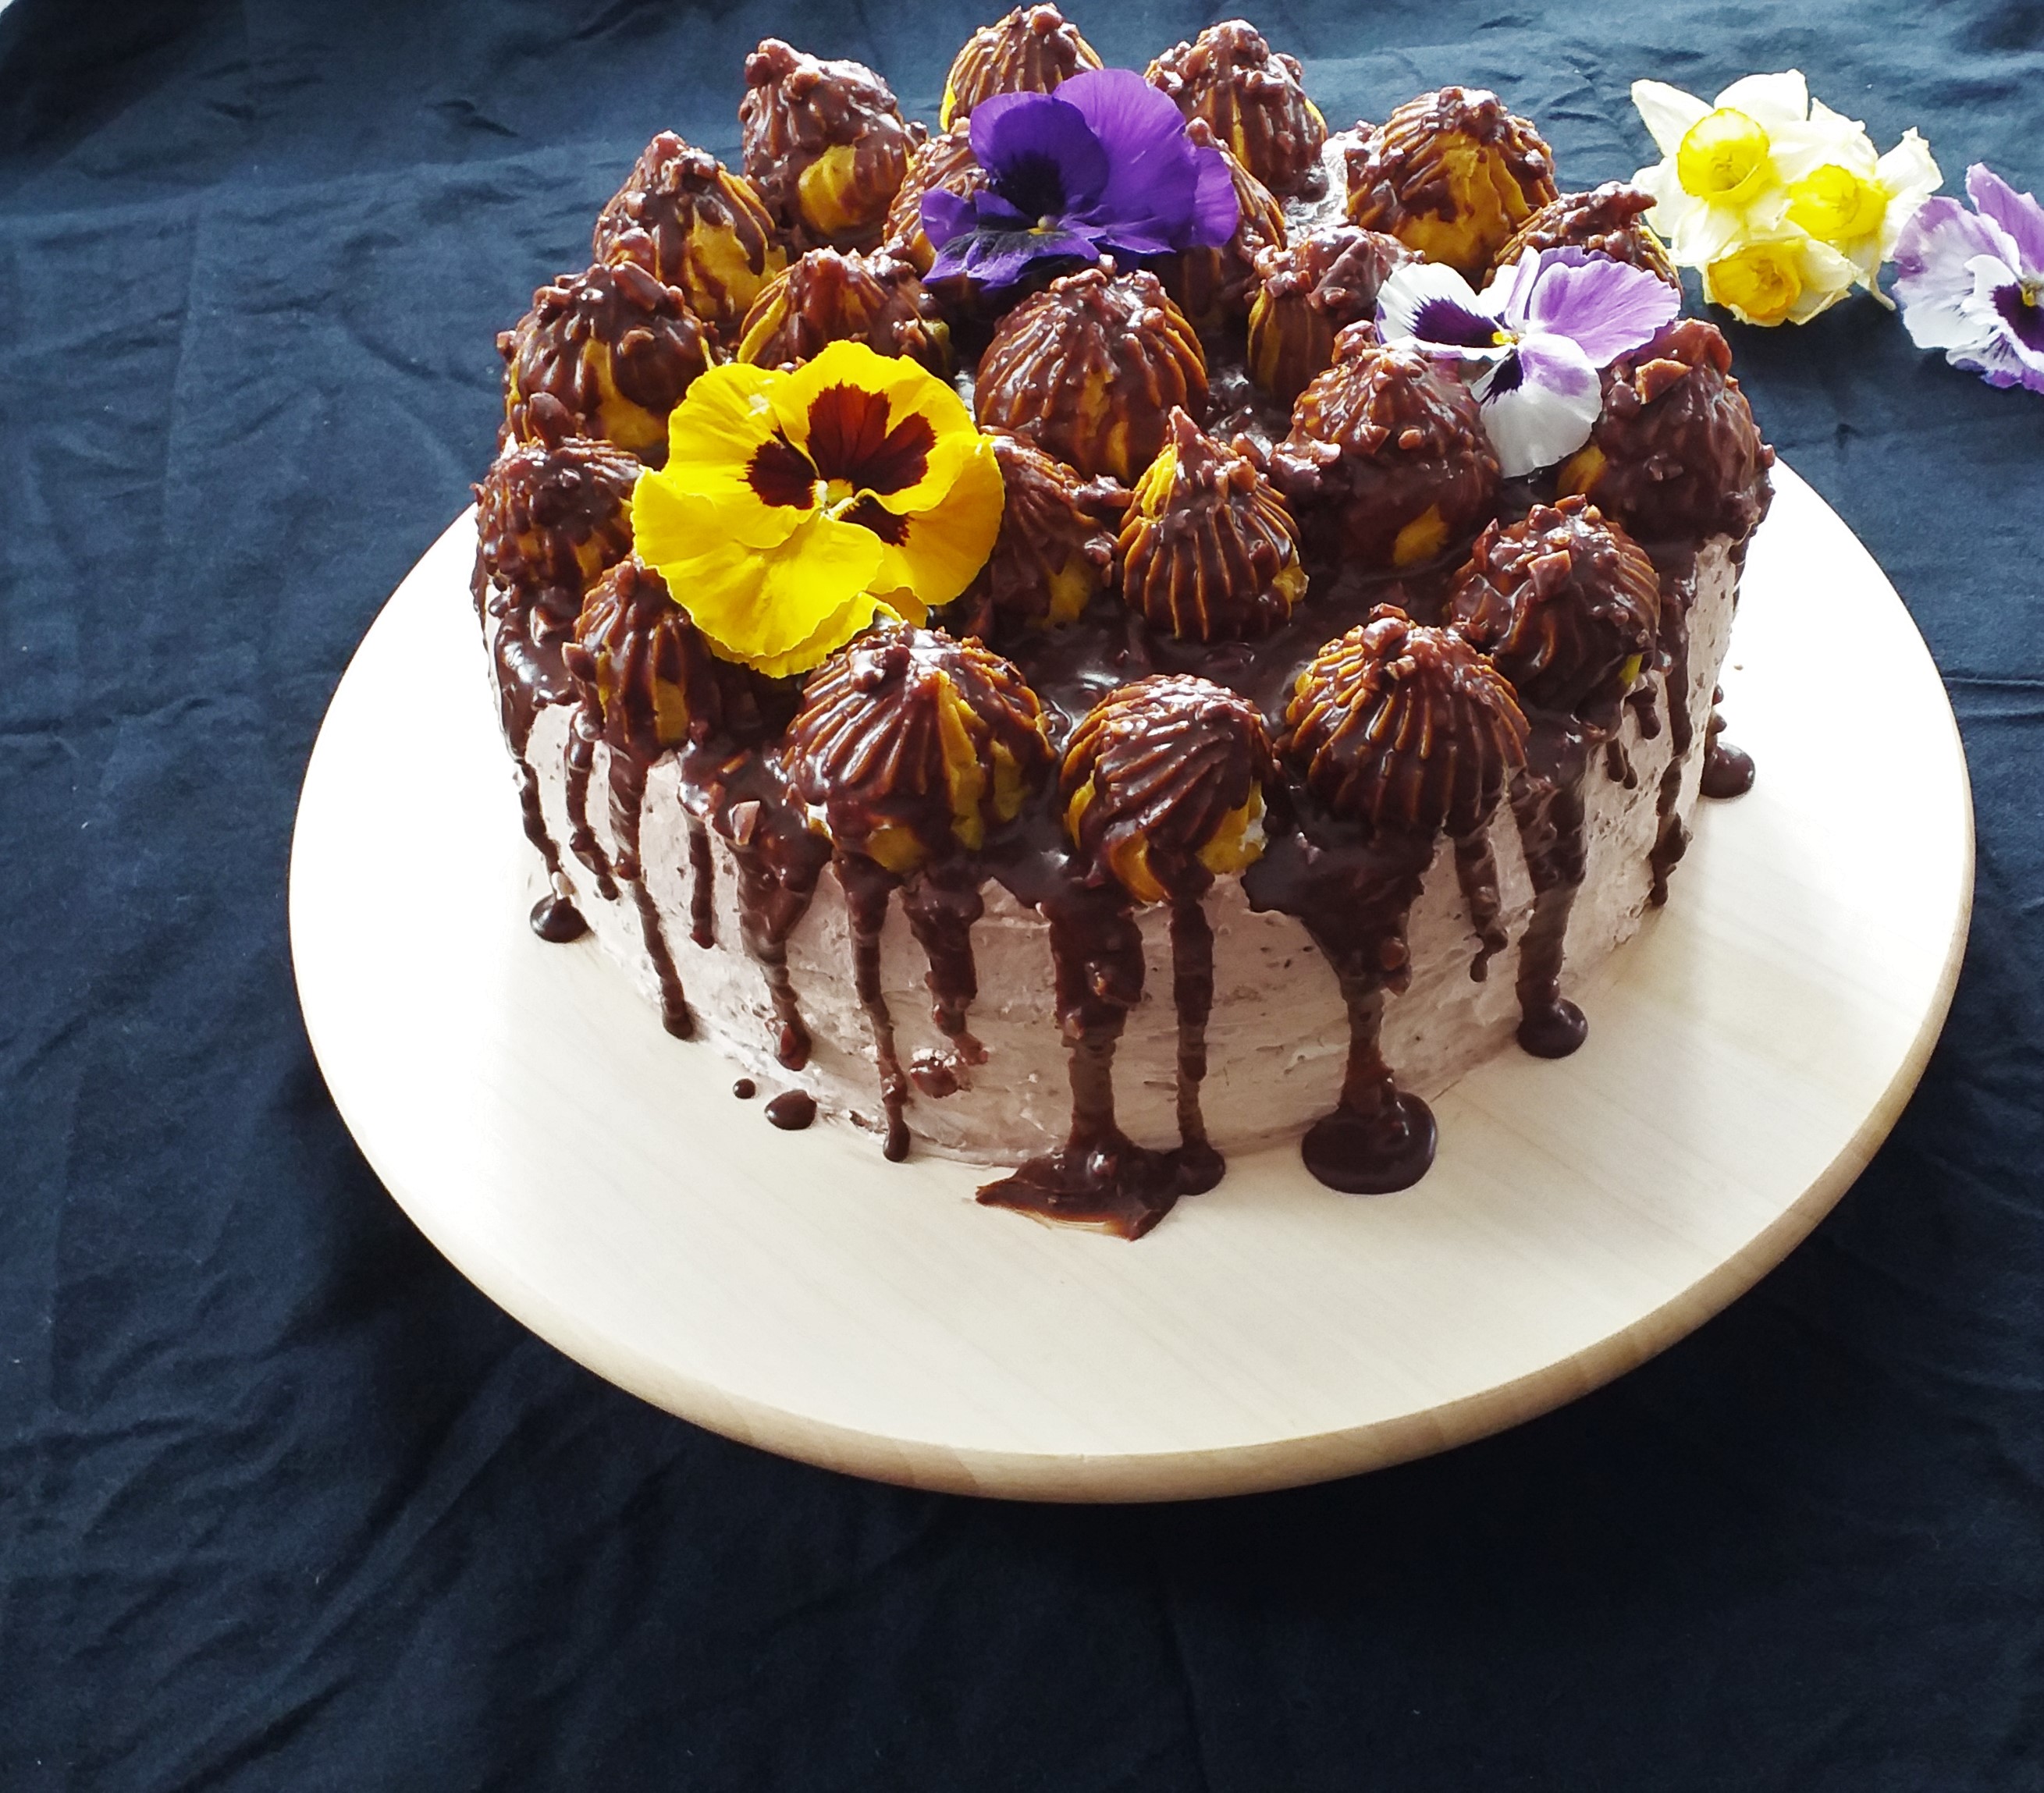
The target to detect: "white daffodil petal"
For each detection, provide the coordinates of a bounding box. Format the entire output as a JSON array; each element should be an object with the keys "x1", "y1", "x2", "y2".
[
  {"x1": 1876, "y1": 130, "x2": 1944, "y2": 254},
  {"x1": 1715, "y1": 70, "x2": 1810, "y2": 132},
  {"x1": 1630, "y1": 80, "x2": 1709, "y2": 159},
  {"x1": 1671, "y1": 199, "x2": 1766, "y2": 269}
]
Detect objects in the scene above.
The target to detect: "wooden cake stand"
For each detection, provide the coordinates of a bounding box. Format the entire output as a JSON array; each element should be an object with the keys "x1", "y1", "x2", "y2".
[{"x1": 290, "y1": 465, "x2": 1972, "y2": 1501}]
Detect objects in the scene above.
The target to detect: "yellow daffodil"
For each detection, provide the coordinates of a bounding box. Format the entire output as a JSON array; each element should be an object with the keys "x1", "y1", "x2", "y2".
[
  {"x1": 1630, "y1": 70, "x2": 1939, "y2": 325},
  {"x1": 631, "y1": 340, "x2": 1004, "y2": 676}
]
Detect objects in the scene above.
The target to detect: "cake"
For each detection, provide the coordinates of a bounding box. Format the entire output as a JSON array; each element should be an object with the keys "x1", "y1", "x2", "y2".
[{"x1": 473, "y1": 14, "x2": 1773, "y2": 1237}]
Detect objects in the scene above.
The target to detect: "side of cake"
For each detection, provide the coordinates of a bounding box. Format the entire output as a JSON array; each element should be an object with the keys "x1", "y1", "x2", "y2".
[{"x1": 472, "y1": 12, "x2": 1773, "y2": 1235}]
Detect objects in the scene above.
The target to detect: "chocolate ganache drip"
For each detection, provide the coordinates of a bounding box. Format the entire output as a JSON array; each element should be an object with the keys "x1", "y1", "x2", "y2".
[
  {"x1": 474, "y1": 435, "x2": 641, "y2": 941},
  {"x1": 1448, "y1": 497, "x2": 1660, "y2": 1055},
  {"x1": 734, "y1": 247, "x2": 951, "y2": 375},
  {"x1": 940, "y1": 4, "x2": 1101, "y2": 127},
  {"x1": 980, "y1": 676, "x2": 1273, "y2": 1235},
  {"x1": 561, "y1": 560, "x2": 791, "y2": 1032},
  {"x1": 592, "y1": 133, "x2": 787, "y2": 342},
  {"x1": 1271, "y1": 332, "x2": 1500, "y2": 573},
  {"x1": 1117, "y1": 408, "x2": 1306, "y2": 643},
  {"x1": 784, "y1": 623, "x2": 1053, "y2": 1159},
  {"x1": 739, "y1": 38, "x2": 922, "y2": 253},
  {"x1": 560, "y1": 559, "x2": 745, "y2": 1038},
  {"x1": 498, "y1": 259, "x2": 719, "y2": 464},
  {"x1": 1491, "y1": 183, "x2": 1681, "y2": 288},
  {"x1": 1247, "y1": 225, "x2": 1411, "y2": 406},
  {"x1": 1146, "y1": 19, "x2": 1328, "y2": 199},
  {"x1": 1248, "y1": 609, "x2": 1527, "y2": 1192},
  {"x1": 1558, "y1": 318, "x2": 1774, "y2": 893},
  {"x1": 1344, "y1": 87, "x2": 1559, "y2": 278},
  {"x1": 975, "y1": 268, "x2": 1208, "y2": 484}
]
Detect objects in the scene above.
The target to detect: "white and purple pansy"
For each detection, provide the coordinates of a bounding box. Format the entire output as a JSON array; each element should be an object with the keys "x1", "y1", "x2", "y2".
[
  {"x1": 920, "y1": 67, "x2": 1239, "y2": 289},
  {"x1": 1893, "y1": 163, "x2": 2044, "y2": 395},
  {"x1": 1375, "y1": 249, "x2": 1684, "y2": 477}
]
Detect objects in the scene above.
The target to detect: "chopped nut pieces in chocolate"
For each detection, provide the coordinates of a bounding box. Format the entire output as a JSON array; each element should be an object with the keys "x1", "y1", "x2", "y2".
[
  {"x1": 1344, "y1": 86, "x2": 1558, "y2": 276},
  {"x1": 1491, "y1": 182, "x2": 1681, "y2": 288},
  {"x1": 739, "y1": 38, "x2": 922, "y2": 251},
  {"x1": 1448, "y1": 497, "x2": 1661, "y2": 719},
  {"x1": 1146, "y1": 19, "x2": 1328, "y2": 198},
  {"x1": 941, "y1": 4, "x2": 1102, "y2": 126},
  {"x1": 734, "y1": 248, "x2": 952, "y2": 375},
  {"x1": 1247, "y1": 225, "x2": 1411, "y2": 404},
  {"x1": 1271, "y1": 332, "x2": 1499, "y2": 569},
  {"x1": 592, "y1": 133, "x2": 787, "y2": 339},
  {"x1": 975, "y1": 268, "x2": 1208, "y2": 484},
  {"x1": 1559, "y1": 318, "x2": 1775, "y2": 545},
  {"x1": 1118, "y1": 408, "x2": 1306, "y2": 643},
  {"x1": 498, "y1": 261, "x2": 718, "y2": 463}
]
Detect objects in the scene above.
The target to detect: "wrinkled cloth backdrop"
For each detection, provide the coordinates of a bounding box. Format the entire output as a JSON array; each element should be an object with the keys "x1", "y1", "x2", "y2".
[{"x1": 2, "y1": 1, "x2": 2039, "y2": 1788}]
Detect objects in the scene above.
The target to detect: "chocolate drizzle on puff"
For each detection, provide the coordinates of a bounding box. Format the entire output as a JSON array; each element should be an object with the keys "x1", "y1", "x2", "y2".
[
  {"x1": 1146, "y1": 19, "x2": 1328, "y2": 198},
  {"x1": 976, "y1": 268, "x2": 1209, "y2": 484},
  {"x1": 739, "y1": 38, "x2": 922, "y2": 251},
  {"x1": 498, "y1": 261, "x2": 718, "y2": 463},
  {"x1": 592, "y1": 133, "x2": 787, "y2": 340},
  {"x1": 941, "y1": 4, "x2": 1101, "y2": 127},
  {"x1": 1344, "y1": 86, "x2": 1559, "y2": 276}
]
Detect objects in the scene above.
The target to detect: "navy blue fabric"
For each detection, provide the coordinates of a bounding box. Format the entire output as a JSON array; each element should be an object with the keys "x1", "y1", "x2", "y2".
[{"x1": 2, "y1": 2, "x2": 2039, "y2": 1787}]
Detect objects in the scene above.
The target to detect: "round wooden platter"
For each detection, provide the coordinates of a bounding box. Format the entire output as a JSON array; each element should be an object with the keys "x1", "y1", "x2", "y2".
[{"x1": 290, "y1": 465, "x2": 1972, "y2": 1503}]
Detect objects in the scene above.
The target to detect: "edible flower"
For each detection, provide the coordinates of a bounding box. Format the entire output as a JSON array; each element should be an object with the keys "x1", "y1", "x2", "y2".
[
  {"x1": 919, "y1": 66, "x2": 1238, "y2": 289},
  {"x1": 1375, "y1": 249, "x2": 1682, "y2": 476},
  {"x1": 1630, "y1": 71, "x2": 1939, "y2": 324},
  {"x1": 1893, "y1": 164, "x2": 2044, "y2": 395},
  {"x1": 632, "y1": 341, "x2": 1004, "y2": 676}
]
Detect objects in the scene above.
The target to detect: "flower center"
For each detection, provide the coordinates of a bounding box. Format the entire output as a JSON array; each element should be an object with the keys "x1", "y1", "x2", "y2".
[
  {"x1": 1993, "y1": 279, "x2": 2044, "y2": 353},
  {"x1": 996, "y1": 150, "x2": 1070, "y2": 223},
  {"x1": 1677, "y1": 108, "x2": 1774, "y2": 204},
  {"x1": 746, "y1": 384, "x2": 938, "y2": 520},
  {"x1": 1708, "y1": 240, "x2": 1804, "y2": 323},
  {"x1": 1786, "y1": 163, "x2": 1889, "y2": 243}
]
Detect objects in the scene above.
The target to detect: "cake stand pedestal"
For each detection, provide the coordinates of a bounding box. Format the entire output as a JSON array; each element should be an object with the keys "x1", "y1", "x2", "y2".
[{"x1": 290, "y1": 465, "x2": 1971, "y2": 1501}]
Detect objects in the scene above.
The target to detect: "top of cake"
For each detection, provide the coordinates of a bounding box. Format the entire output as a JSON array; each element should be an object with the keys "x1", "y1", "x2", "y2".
[{"x1": 475, "y1": 10, "x2": 1776, "y2": 1233}]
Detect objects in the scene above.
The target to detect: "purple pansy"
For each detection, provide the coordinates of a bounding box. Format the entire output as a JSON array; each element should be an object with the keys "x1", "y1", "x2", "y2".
[
  {"x1": 1893, "y1": 163, "x2": 2044, "y2": 395},
  {"x1": 1375, "y1": 249, "x2": 1683, "y2": 477},
  {"x1": 921, "y1": 68, "x2": 1238, "y2": 289}
]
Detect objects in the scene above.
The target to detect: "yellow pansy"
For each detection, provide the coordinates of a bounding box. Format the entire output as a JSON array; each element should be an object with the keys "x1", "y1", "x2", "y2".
[
  {"x1": 631, "y1": 340, "x2": 1004, "y2": 676},
  {"x1": 1630, "y1": 71, "x2": 1940, "y2": 324}
]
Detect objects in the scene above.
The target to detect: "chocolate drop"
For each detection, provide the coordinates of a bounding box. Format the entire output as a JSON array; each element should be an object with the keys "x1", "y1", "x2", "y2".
[
  {"x1": 529, "y1": 895, "x2": 589, "y2": 943},
  {"x1": 765, "y1": 1089, "x2": 818, "y2": 1131}
]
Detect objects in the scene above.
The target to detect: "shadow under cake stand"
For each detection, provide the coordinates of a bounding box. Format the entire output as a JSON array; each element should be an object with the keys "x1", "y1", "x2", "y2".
[{"x1": 290, "y1": 463, "x2": 1973, "y2": 1502}]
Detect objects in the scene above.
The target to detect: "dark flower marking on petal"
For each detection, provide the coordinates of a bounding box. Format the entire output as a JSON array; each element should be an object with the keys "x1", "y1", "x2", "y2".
[
  {"x1": 839, "y1": 495, "x2": 913, "y2": 544},
  {"x1": 1482, "y1": 348, "x2": 1526, "y2": 397},
  {"x1": 748, "y1": 433, "x2": 819, "y2": 507},
  {"x1": 1411, "y1": 295, "x2": 1502, "y2": 349},
  {"x1": 1992, "y1": 280, "x2": 2044, "y2": 353},
  {"x1": 805, "y1": 382, "x2": 937, "y2": 494}
]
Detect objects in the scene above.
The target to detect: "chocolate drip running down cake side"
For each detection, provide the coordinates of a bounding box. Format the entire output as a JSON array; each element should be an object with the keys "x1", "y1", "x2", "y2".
[{"x1": 473, "y1": 12, "x2": 1774, "y2": 1237}]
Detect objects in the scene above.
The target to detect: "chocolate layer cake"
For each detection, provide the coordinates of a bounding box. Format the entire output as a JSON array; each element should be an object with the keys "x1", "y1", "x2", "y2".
[{"x1": 473, "y1": 14, "x2": 1772, "y2": 1237}]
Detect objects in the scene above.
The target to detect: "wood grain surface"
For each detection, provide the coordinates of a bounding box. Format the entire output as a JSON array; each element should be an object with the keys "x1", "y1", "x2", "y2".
[{"x1": 290, "y1": 464, "x2": 1973, "y2": 1502}]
